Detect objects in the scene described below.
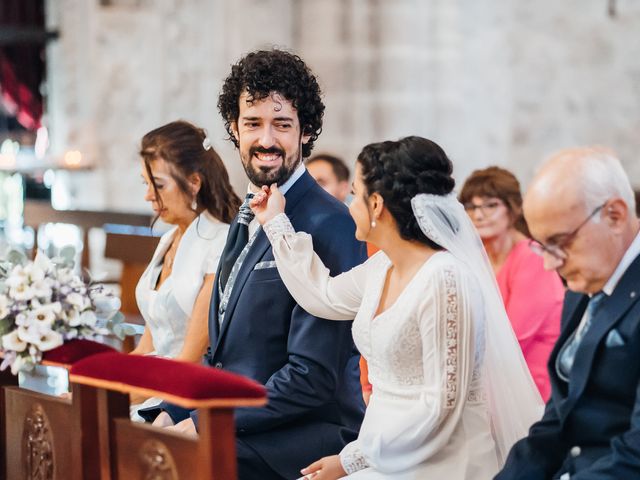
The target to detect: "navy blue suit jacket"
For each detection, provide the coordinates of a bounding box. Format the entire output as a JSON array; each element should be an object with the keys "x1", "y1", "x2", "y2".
[
  {"x1": 164, "y1": 171, "x2": 366, "y2": 478},
  {"x1": 496, "y1": 253, "x2": 640, "y2": 479}
]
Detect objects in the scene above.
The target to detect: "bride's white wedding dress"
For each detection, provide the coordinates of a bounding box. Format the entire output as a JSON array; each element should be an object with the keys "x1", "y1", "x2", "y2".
[{"x1": 264, "y1": 215, "x2": 500, "y2": 479}]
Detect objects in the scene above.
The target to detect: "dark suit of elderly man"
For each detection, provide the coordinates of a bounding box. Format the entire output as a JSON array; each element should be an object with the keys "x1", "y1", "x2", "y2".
[{"x1": 496, "y1": 148, "x2": 640, "y2": 479}]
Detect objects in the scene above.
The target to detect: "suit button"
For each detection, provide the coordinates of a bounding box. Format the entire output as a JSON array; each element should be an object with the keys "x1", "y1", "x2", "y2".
[
  {"x1": 570, "y1": 446, "x2": 581, "y2": 457},
  {"x1": 214, "y1": 362, "x2": 223, "y2": 369}
]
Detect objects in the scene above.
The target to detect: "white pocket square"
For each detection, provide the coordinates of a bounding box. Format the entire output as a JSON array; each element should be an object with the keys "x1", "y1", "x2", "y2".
[
  {"x1": 605, "y1": 329, "x2": 625, "y2": 348},
  {"x1": 254, "y1": 261, "x2": 277, "y2": 270}
]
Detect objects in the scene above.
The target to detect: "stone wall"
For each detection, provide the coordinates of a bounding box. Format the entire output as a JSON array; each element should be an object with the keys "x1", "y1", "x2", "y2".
[{"x1": 45, "y1": 0, "x2": 640, "y2": 212}]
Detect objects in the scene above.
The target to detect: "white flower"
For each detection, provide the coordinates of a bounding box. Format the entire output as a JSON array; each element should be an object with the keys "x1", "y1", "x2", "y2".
[
  {"x1": 31, "y1": 278, "x2": 53, "y2": 299},
  {"x1": 66, "y1": 292, "x2": 89, "y2": 310},
  {"x1": 9, "y1": 283, "x2": 35, "y2": 301},
  {"x1": 79, "y1": 310, "x2": 97, "y2": 327},
  {"x1": 0, "y1": 251, "x2": 123, "y2": 374},
  {"x1": 11, "y1": 355, "x2": 32, "y2": 375},
  {"x1": 0, "y1": 351, "x2": 16, "y2": 371},
  {"x1": 16, "y1": 324, "x2": 41, "y2": 344},
  {"x1": 0, "y1": 294, "x2": 9, "y2": 319},
  {"x1": 2, "y1": 330, "x2": 27, "y2": 352},
  {"x1": 11, "y1": 355, "x2": 28, "y2": 375},
  {"x1": 56, "y1": 268, "x2": 75, "y2": 285},
  {"x1": 33, "y1": 251, "x2": 53, "y2": 277},
  {"x1": 28, "y1": 304, "x2": 58, "y2": 326},
  {"x1": 14, "y1": 312, "x2": 28, "y2": 326},
  {"x1": 64, "y1": 308, "x2": 81, "y2": 327},
  {"x1": 33, "y1": 329, "x2": 63, "y2": 351},
  {"x1": 5, "y1": 265, "x2": 28, "y2": 288}
]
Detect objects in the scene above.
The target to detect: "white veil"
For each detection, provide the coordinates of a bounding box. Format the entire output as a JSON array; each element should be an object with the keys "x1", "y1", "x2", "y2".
[{"x1": 411, "y1": 193, "x2": 543, "y2": 464}]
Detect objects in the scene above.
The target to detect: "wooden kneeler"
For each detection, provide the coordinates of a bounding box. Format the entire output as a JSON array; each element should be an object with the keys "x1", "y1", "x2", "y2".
[
  {"x1": 2, "y1": 340, "x2": 117, "y2": 480},
  {"x1": 69, "y1": 353, "x2": 267, "y2": 480}
]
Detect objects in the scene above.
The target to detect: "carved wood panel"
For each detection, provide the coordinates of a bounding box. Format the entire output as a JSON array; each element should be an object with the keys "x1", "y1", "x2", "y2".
[
  {"x1": 23, "y1": 403, "x2": 55, "y2": 480},
  {"x1": 139, "y1": 439, "x2": 179, "y2": 480}
]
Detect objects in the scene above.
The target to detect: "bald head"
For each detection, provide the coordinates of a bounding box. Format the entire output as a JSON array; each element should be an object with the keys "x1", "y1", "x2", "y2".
[
  {"x1": 526, "y1": 147, "x2": 635, "y2": 217},
  {"x1": 524, "y1": 147, "x2": 639, "y2": 294}
]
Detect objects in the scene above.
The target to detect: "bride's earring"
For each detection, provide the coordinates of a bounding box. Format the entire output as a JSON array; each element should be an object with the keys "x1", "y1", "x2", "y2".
[
  {"x1": 191, "y1": 198, "x2": 197, "y2": 210},
  {"x1": 371, "y1": 220, "x2": 376, "y2": 228}
]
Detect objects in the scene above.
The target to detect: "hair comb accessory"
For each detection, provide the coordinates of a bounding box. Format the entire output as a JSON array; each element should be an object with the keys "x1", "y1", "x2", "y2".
[{"x1": 202, "y1": 137, "x2": 212, "y2": 151}]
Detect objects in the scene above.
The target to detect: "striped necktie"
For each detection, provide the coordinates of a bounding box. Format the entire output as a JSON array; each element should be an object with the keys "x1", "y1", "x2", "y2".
[{"x1": 218, "y1": 193, "x2": 255, "y2": 293}]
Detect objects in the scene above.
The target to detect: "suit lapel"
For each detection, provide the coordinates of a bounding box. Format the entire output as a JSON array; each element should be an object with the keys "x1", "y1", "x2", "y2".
[
  {"x1": 211, "y1": 171, "x2": 316, "y2": 356},
  {"x1": 557, "y1": 293, "x2": 589, "y2": 349},
  {"x1": 548, "y1": 293, "x2": 588, "y2": 403},
  {"x1": 209, "y1": 240, "x2": 227, "y2": 346},
  {"x1": 213, "y1": 230, "x2": 271, "y2": 353},
  {"x1": 560, "y1": 254, "x2": 640, "y2": 418}
]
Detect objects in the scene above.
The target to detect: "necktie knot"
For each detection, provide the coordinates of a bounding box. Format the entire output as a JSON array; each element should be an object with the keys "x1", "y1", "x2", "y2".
[
  {"x1": 587, "y1": 291, "x2": 606, "y2": 319},
  {"x1": 238, "y1": 193, "x2": 255, "y2": 226}
]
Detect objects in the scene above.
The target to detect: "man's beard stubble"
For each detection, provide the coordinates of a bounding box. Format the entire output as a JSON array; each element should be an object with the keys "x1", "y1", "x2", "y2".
[{"x1": 242, "y1": 145, "x2": 302, "y2": 187}]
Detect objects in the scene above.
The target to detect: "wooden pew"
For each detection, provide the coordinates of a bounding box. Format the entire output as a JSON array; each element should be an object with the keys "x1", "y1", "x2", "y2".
[
  {"x1": 68, "y1": 352, "x2": 267, "y2": 479},
  {"x1": 23, "y1": 200, "x2": 152, "y2": 271},
  {"x1": 3, "y1": 344, "x2": 266, "y2": 479},
  {"x1": 0, "y1": 367, "x2": 18, "y2": 477},
  {"x1": 103, "y1": 225, "x2": 159, "y2": 317},
  {"x1": 2, "y1": 341, "x2": 117, "y2": 480}
]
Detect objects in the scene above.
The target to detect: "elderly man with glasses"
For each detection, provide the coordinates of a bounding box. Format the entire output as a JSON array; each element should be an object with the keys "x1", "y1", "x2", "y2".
[{"x1": 496, "y1": 147, "x2": 640, "y2": 480}]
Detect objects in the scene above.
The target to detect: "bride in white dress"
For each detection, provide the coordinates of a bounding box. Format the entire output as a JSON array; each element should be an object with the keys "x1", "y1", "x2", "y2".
[{"x1": 251, "y1": 137, "x2": 543, "y2": 479}]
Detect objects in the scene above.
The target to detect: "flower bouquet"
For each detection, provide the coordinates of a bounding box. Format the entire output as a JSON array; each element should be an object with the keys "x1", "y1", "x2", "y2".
[{"x1": 0, "y1": 248, "x2": 121, "y2": 374}]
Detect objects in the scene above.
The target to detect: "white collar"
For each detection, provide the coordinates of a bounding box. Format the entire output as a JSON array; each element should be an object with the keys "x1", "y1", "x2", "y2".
[
  {"x1": 246, "y1": 162, "x2": 306, "y2": 196},
  {"x1": 601, "y1": 229, "x2": 640, "y2": 296}
]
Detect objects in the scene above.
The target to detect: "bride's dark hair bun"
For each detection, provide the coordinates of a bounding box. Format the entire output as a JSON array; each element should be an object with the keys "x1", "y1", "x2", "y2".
[{"x1": 357, "y1": 136, "x2": 455, "y2": 248}]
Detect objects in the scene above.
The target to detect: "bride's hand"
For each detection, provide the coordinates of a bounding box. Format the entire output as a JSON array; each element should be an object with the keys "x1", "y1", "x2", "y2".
[
  {"x1": 250, "y1": 184, "x2": 286, "y2": 225},
  {"x1": 299, "y1": 455, "x2": 346, "y2": 480}
]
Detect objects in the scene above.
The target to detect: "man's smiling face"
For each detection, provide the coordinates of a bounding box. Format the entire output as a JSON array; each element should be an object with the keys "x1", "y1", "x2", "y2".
[{"x1": 232, "y1": 91, "x2": 310, "y2": 187}]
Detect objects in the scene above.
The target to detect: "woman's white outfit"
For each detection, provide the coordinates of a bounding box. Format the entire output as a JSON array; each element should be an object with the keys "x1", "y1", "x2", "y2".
[
  {"x1": 132, "y1": 212, "x2": 228, "y2": 418},
  {"x1": 263, "y1": 193, "x2": 542, "y2": 479}
]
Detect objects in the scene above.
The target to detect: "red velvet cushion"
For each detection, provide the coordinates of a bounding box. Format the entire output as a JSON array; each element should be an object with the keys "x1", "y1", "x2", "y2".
[
  {"x1": 42, "y1": 339, "x2": 117, "y2": 365},
  {"x1": 70, "y1": 353, "x2": 267, "y2": 401}
]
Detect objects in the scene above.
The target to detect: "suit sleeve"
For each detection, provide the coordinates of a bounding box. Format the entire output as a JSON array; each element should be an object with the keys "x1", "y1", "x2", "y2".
[
  {"x1": 495, "y1": 401, "x2": 568, "y2": 479},
  {"x1": 229, "y1": 211, "x2": 367, "y2": 433},
  {"x1": 569, "y1": 376, "x2": 640, "y2": 479}
]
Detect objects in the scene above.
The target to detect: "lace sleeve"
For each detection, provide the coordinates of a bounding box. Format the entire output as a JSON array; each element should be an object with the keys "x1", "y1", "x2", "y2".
[
  {"x1": 437, "y1": 265, "x2": 477, "y2": 411},
  {"x1": 263, "y1": 213, "x2": 295, "y2": 242},
  {"x1": 262, "y1": 213, "x2": 367, "y2": 320},
  {"x1": 339, "y1": 440, "x2": 369, "y2": 475}
]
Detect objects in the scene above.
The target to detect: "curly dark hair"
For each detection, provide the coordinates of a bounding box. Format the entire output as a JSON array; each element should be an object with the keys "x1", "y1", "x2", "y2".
[
  {"x1": 357, "y1": 136, "x2": 455, "y2": 249},
  {"x1": 217, "y1": 49, "x2": 324, "y2": 158}
]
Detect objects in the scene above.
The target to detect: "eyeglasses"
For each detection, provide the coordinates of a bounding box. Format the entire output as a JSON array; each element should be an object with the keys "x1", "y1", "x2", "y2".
[
  {"x1": 528, "y1": 202, "x2": 607, "y2": 260},
  {"x1": 463, "y1": 200, "x2": 504, "y2": 217}
]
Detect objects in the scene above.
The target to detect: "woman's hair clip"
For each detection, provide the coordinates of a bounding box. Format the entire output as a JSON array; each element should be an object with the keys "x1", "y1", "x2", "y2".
[{"x1": 202, "y1": 137, "x2": 212, "y2": 151}]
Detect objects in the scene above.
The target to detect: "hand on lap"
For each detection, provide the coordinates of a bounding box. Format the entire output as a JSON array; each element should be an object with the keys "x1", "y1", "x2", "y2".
[
  {"x1": 299, "y1": 455, "x2": 346, "y2": 480},
  {"x1": 165, "y1": 418, "x2": 198, "y2": 438},
  {"x1": 152, "y1": 411, "x2": 175, "y2": 428}
]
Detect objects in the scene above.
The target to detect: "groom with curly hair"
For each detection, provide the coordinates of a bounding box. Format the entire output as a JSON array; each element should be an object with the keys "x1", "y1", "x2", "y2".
[{"x1": 146, "y1": 49, "x2": 367, "y2": 479}]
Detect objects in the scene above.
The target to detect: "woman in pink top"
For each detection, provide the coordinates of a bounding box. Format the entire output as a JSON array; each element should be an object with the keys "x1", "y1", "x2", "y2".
[{"x1": 459, "y1": 167, "x2": 564, "y2": 400}]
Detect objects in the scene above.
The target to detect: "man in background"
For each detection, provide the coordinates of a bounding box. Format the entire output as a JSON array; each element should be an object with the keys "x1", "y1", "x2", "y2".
[{"x1": 306, "y1": 153, "x2": 351, "y2": 203}]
